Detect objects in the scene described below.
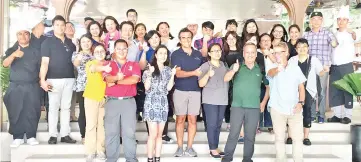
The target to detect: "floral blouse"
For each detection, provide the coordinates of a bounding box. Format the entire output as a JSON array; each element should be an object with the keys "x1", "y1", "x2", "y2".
[
  {"x1": 72, "y1": 52, "x2": 93, "y2": 92},
  {"x1": 142, "y1": 66, "x2": 172, "y2": 96}
]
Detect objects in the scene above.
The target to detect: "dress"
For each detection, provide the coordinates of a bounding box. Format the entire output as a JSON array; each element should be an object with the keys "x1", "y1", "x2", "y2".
[{"x1": 142, "y1": 66, "x2": 172, "y2": 122}]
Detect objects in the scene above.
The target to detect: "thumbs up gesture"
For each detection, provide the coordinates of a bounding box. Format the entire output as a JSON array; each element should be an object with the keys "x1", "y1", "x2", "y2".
[
  {"x1": 12, "y1": 46, "x2": 24, "y2": 58},
  {"x1": 76, "y1": 53, "x2": 83, "y2": 60},
  {"x1": 171, "y1": 65, "x2": 177, "y2": 76},
  {"x1": 232, "y1": 59, "x2": 240, "y2": 72},
  {"x1": 142, "y1": 42, "x2": 149, "y2": 52},
  {"x1": 102, "y1": 63, "x2": 112, "y2": 73},
  {"x1": 203, "y1": 34, "x2": 211, "y2": 42},
  {"x1": 208, "y1": 66, "x2": 215, "y2": 77},
  {"x1": 148, "y1": 64, "x2": 155, "y2": 74}
]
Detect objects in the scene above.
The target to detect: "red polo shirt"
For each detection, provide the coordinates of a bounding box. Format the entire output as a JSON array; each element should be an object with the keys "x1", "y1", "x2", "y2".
[{"x1": 103, "y1": 60, "x2": 141, "y2": 97}]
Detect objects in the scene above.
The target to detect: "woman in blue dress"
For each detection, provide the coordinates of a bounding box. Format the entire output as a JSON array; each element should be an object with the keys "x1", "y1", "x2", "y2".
[{"x1": 142, "y1": 45, "x2": 176, "y2": 162}]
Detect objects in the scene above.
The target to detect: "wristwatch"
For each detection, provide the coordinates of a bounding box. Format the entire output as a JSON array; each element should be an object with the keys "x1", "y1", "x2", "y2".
[{"x1": 298, "y1": 101, "x2": 305, "y2": 106}]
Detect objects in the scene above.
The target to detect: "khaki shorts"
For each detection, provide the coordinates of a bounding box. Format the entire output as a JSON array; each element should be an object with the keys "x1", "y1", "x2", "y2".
[{"x1": 173, "y1": 89, "x2": 201, "y2": 115}]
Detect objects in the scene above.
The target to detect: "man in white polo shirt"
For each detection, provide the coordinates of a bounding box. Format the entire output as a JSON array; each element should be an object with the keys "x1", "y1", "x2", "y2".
[{"x1": 328, "y1": 5, "x2": 356, "y2": 124}]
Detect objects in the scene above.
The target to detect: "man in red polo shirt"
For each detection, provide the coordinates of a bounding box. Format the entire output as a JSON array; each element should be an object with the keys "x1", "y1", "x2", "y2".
[{"x1": 103, "y1": 39, "x2": 141, "y2": 162}]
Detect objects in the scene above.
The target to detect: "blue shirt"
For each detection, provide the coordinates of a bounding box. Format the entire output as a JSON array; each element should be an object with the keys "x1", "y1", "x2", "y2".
[
  {"x1": 171, "y1": 48, "x2": 203, "y2": 91},
  {"x1": 138, "y1": 47, "x2": 155, "y2": 62}
]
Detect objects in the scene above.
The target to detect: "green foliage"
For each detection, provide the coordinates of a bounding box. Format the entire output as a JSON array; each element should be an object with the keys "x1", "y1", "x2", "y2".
[
  {"x1": 332, "y1": 73, "x2": 361, "y2": 96},
  {"x1": 0, "y1": 59, "x2": 10, "y2": 95}
]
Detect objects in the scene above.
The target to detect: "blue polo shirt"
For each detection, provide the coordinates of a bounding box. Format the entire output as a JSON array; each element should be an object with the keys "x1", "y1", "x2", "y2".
[{"x1": 171, "y1": 48, "x2": 203, "y2": 91}]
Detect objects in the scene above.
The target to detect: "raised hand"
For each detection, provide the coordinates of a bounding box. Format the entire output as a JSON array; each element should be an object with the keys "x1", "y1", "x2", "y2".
[
  {"x1": 142, "y1": 42, "x2": 149, "y2": 52},
  {"x1": 148, "y1": 63, "x2": 155, "y2": 74},
  {"x1": 13, "y1": 46, "x2": 24, "y2": 58},
  {"x1": 76, "y1": 53, "x2": 83, "y2": 60},
  {"x1": 203, "y1": 34, "x2": 211, "y2": 42},
  {"x1": 208, "y1": 66, "x2": 215, "y2": 77},
  {"x1": 102, "y1": 63, "x2": 112, "y2": 73},
  {"x1": 232, "y1": 59, "x2": 240, "y2": 72}
]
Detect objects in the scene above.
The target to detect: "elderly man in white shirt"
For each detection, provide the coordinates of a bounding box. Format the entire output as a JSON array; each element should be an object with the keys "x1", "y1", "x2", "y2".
[
  {"x1": 267, "y1": 42, "x2": 306, "y2": 162},
  {"x1": 328, "y1": 5, "x2": 356, "y2": 124}
]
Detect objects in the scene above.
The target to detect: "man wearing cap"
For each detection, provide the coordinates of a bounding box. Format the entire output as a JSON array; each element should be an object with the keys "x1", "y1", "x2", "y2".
[
  {"x1": 3, "y1": 25, "x2": 42, "y2": 148},
  {"x1": 303, "y1": 11, "x2": 338, "y2": 123},
  {"x1": 328, "y1": 5, "x2": 357, "y2": 124}
]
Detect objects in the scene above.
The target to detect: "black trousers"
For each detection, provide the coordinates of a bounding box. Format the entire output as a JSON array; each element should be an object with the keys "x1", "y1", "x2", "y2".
[{"x1": 77, "y1": 91, "x2": 86, "y2": 138}]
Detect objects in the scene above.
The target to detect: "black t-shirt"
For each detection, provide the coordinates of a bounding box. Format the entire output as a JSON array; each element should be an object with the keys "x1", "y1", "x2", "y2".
[
  {"x1": 224, "y1": 50, "x2": 243, "y2": 67},
  {"x1": 298, "y1": 59, "x2": 308, "y2": 77},
  {"x1": 288, "y1": 41, "x2": 297, "y2": 59},
  {"x1": 41, "y1": 36, "x2": 76, "y2": 79}
]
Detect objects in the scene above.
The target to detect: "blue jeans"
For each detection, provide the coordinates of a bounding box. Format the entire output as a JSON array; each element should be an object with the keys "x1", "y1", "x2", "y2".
[{"x1": 203, "y1": 104, "x2": 226, "y2": 150}]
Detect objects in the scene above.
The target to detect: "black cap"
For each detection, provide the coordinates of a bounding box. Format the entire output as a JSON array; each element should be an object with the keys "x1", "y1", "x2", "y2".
[
  {"x1": 310, "y1": 12, "x2": 323, "y2": 18},
  {"x1": 84, "y1": 17, "x2": 94, "y2": 22}
]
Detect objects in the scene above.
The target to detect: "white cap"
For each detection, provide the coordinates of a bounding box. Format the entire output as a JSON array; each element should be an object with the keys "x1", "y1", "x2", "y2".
[
  {"x1": 15, "y1": 12, "x2": 44, "y2": 33},
  {"x1": 186, "y1": 18, "x2": 198, "y2": 25},
  {"x1": 337, "y1": 5, "x2": 350, "y2": 19}
]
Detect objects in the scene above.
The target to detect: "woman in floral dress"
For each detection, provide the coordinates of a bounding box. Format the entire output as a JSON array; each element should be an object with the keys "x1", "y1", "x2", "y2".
[
  {"x1": 72, "y1": 34, "x2": 94, "y2": 143},
  {"x1": 142, "y1": 45, "x2": 176, "y2": 162}
]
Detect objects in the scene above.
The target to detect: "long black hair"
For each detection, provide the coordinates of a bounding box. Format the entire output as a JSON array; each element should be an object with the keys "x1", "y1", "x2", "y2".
[
  {"x1": 241, "y1": 19, "x2": 260, "y2": 41},
  {"x1": 223, "y1": 31, "x2": 242, "y2": 55},
  {"x1": 102, "y1": 16, "x2": 120, "y2": 33},
  {"x1": 150, "y1": 45, "x2": 170, "y2": 78},
  {"x1": 145, "y1": 30, "x2": 161, "y2": 47},
  {"x1": 270, "y1": 24, "x2": 288, "y2": 42},
  {"x1": 78, "y1": 34, "x2": 93, "y2": 52}
]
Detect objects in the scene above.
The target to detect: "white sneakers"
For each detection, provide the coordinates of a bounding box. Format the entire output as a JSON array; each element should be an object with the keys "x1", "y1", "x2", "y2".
[
  {"x1": 10, "y1": 139, "x2": 25, "y2": 148},
  {"x1": 10, "y1": 138, "x2": 39, "y2": 148},
  {"x1": 27, "y1": 138, "x2": 39, "y2": 145}
]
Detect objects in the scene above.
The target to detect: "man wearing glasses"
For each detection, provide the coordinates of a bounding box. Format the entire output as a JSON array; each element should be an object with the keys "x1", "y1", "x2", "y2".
[{"x1": 103, "y1": 39, "x2": 141, "y2": 162}]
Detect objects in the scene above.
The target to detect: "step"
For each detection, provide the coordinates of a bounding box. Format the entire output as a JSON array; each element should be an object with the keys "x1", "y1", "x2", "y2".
[
  {"x1": 1, "y1": 122, "x2": 352, "y2": 132},
  {"x1": 31, "y1": 131, "x2": 350, "y2": 143},
  {"x1": 11, "y1": 142, "x2": 352, "y2": 162},
  {"x1": 24, "y1": 154, "x2": 342, "y2": 162}
]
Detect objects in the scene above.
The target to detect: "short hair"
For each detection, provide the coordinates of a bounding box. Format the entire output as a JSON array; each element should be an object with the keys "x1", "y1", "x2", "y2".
[
  {"x1": 295, "y1": 38, "x2": 309, "y2": 47},
  {"x1": 145, "y1": 30, "x2": 161, "y2": 45},
  {"x1": 288, "y1": 24, "x2": 301, "y2": 33},
  {"x1": 178, "y1": 27, "x2": 193, "y2": 40},
  {"x1": 273, "y1": 42, "x2": 289, "y2": 52},
  {"x1": 66, "y1": 22, "x2": 74, "y2": 27},
  {"x1": 126, "y1": 9, "x2": 138, "y2": 16},
  {"x1": 52, "y1": 15, "x2": 66, "y2": 25},
  {"x1": 225, "y1": 19, "x2": 238, "y2": 29},
  {"x1": 243, "y1": 42, "x2": 257, "y2": 50},
  {"x1": 119, "y1": 21, "x2": 135, "y2": 31},
  {"x1": 114, "y1": 39, "x2": 128, "y2": 48},
  {"x1": 84, "y1": 17, "x2": 94, "y2": 22},
  {"x1": 202, "y1": 21, "x2": 215, "y2": 30}
]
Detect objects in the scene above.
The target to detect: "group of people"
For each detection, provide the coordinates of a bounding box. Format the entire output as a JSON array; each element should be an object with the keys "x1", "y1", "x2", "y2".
[{"x1": 2, "y1": 4, "x2": 358, "y2": 162}]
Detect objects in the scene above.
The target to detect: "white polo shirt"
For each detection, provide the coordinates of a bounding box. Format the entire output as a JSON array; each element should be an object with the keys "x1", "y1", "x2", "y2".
[{"x1": 332, "y1": 31, "x2": 355, "y2": 65}]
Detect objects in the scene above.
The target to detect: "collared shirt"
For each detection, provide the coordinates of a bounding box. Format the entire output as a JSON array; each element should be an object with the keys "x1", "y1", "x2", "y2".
[
  {"x1": 194, "y1": 37, "x2": 223, "y2": 50},
  {"x1": 103, "y1": 61, "x2": 141, "y2": 97},
  {"x1": 171, "y1": 48, "x2": 203, "y2": 91},
  {"x1": 41, "y1": 36, "x2": 76, "y2": 79},
  {"x1": 332, "y1": 31, "x2": 355, "y2": 65},
  {"x1": 127, "y1": 40, "x2": 141, "y2": 62},
  {"x1": 192, "y1": 33, "x2": 203, "y2": 48},
  {"x1": 231, "y1": 63, "x2": 268, "y2": 108},
  {"x1": 303, "y1": 28, "x2": 336, "y2": 66},
  {"x1": 267, "y1": 63, "x2": 307, "y2": 115}
]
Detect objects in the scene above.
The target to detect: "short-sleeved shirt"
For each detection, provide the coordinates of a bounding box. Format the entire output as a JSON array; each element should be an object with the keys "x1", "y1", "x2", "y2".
[
  {"x1": 332, "y1": 31, "x2": 355, "y2": 65},
  {"x1": 171, "y1": 48, "x2": 203, "y2": 91},
  {"x1": 231, "y1": 63, "x2": 268, "y2": 108},
  {"x1": 41, "y1": 36, "x2": 76, "y2": 79},
  {"x1": 103, "y1": 61, "x2": 141, "y2": 97},
  {"x1": 127, "y1": 40, "x2": 141, "y2": 62},
  {"x1": 267, "y1": 63, "x2": 307, "y2": 115},
  {"x1": 224, "y1": 50, "x2": 243, "y2": 67},
  {"x1": 83, "y1": 60, "x2": 106, "y2": 101},
  {"x1": 194, "y1": 37, "x2": 223, "y2": 50},
  {"x1": 198, "y1": 61, "x2": 229, "y2": 105},
  {"x1": 6, "y1": 45, "x2": 41, "y2": 83},
  {"x1": 303, "y1": 28, "x2": 336, "y2": 66}
]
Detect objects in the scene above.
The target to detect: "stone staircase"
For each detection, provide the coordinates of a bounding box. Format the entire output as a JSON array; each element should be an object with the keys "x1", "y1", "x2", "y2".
[{"x1": 1, "y1": 121, "x2": 353, "y2": 162}]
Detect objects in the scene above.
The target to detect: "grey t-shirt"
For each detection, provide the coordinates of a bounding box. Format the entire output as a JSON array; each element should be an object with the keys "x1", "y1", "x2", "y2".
[
  {"x1": 198, "y1": 61, "x2": 229, "y2": 105},
  {"x1": 127, "y1": 40, "x2": 141, "y2": 62}
]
